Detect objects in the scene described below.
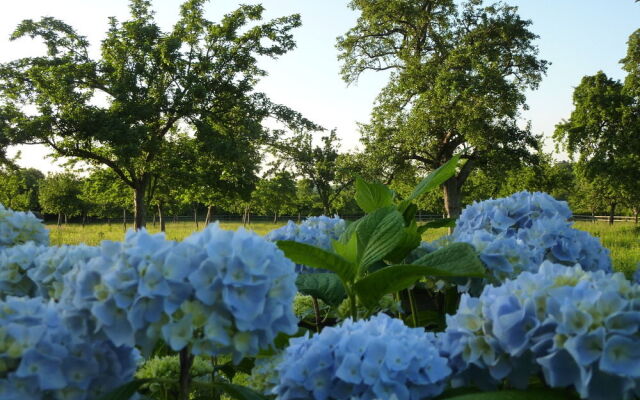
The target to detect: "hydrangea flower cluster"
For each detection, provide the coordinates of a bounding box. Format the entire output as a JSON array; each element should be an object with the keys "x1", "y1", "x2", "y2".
[
  {"x1": 0, "y1": 204, "x2": 48, "y2": 249},
  {"x1": 274, "y1": 313, "x2": 451, "y2": 400},
  {"x1": 451, "y1": 191, "x2": 611, "y2": 281},
  {"x1": 440, "y1": 261, "x2": 640, "y2": 399},
  {"x1": 62, "y1": 224, "x2": 298, "y2": 361},
  {"x1": 0, "y1": 296, "x2": 138, "y2": 400},
  {"x1": 265, "y1": 216, "x2": 346, "y2": 273},
  {"x1": 0, "y1": 243, "x2": 98, "y2": 299}
]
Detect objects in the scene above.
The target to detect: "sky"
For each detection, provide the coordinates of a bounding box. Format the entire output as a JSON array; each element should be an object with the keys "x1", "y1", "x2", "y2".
[{"x1": 2, "y1": 0, "x2": 639, "y2": 173}]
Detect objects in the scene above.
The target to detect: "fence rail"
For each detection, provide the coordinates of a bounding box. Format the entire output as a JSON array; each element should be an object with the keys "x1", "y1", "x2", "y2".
[{"x1": 572, "y1": 215, "x2": 638, "y2": 223}]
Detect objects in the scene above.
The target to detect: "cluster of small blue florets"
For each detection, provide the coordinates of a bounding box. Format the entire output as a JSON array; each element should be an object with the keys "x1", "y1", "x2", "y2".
[
  {"x1": 61, "y1": 224, "x2": 298, "y2": 361},
  {"x1": 0, "y1": 296, "x2": 139, "y2": 400},
  {"x1": 0, "y1": 205, "x2": 49, "y2": 249},
  {"x1": 265, "y1": 216, "x2": 346, "y2": 273},
  {"x1": 274, "y1": 313, "x2": 451, "y2": 400},
  {"x1": 451, "y1": 191, "x2": 612, "y2": 281},
  {"x1": 0, "y1": 243, "x2": 99, "y2": 299},
  {"x1": 440, "y1": 261, "x2": 640, "y2": 399}
]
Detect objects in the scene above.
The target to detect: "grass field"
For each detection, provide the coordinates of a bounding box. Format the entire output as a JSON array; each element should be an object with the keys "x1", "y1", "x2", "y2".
[{"x1": 45, "y1": 219, "x2": 640, "y2": 275}]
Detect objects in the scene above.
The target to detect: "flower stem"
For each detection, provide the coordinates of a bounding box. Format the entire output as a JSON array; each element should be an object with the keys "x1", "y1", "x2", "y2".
[
  {"x1": 311, "y1": 296, "x2": 322, "y2": 332},
  {"x1": 179, "y1": 348, "x2": 194, "y2": 400}
]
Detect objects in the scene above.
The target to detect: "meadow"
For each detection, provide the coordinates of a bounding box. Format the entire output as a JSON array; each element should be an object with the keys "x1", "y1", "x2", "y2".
[{"x1": 46, "y1": 218, "x2": 640, "y2": 275}]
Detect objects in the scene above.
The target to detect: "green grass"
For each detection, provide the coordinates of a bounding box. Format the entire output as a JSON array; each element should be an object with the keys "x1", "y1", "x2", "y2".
[{"x1": 46, "y1": 220, "x2": 640, "y2": 275}]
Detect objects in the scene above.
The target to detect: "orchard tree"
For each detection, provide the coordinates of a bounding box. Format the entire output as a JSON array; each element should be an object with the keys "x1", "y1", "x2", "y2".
[
  {"x1": 81, "y1": 168, "x2": 131, "y2": 228},
  {"x1": 0, "y1": 167, "x2": 44, "y2": 211},
  {"x1": 0, "y1": 0, "x2": 316, "y2": 230},
  {"x1": 338, "y1": 0, "x2": 547, "y2": 218},
  {"x1": 554, "y1": 71, "x2": 634, "y2": 224},
  {"x1": 253, "y1": 171, "x2": 297, "y2": 223},
  {"x1": 39, "y1": 172, "x2": 84, "y2": 225}
]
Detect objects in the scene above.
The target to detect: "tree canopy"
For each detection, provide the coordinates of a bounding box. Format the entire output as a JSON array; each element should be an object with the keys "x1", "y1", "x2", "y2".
[
  {"x1": 337, "y1": 0, "x2": 547, "y2": 217},
  {"x1": 0, "y1": 0, "x2": 316, "y2": 229}
]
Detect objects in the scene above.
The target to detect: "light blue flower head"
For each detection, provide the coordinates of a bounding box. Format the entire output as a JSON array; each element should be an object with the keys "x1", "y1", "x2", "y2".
[
  {"x1": 274, "y1": 313, "x2": 451, "y2": 400},
  {"x1": 265, "y1": 215, "x2": 346, "y2": 273},
  {"x1": 440, "y1": 261, "x2": 640, "y2": 399},
  {"x1": 0, "y1": 296, "x2": 139, "y2": 400},
  {"x1": 451, "y1": 191, "x2": 611, "y2": 282},
  {"x1": 0, "y1": 204, "x2": 49, "y2": 249},
  {"x1": 61, "y1": 225, "x2": 298, "y2": 362}
]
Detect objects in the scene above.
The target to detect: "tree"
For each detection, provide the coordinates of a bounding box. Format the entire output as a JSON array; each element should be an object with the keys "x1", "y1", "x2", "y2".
[
  {"x1": 337, "y1": 0, "x2": 547, "y2": 218},
  {"x1": 0, "y1": 0, "x2": 316, "y2": 230},
  {"x1": 39, "y1": 172, "x2": 84, "y2": 225},
  {"x1": 0, "y1": 167, "x2": 44, "y2": 211},
  {"x1": 554, "y1": 71, "x2": 634, "y2": 224},
  {"x1": 81, "y1": 167, "x2": 132, "y2": 228},
  {"x1": 253, "y1": 171, "x2": 297, "y2": 223},
  {"x1": 275, "y1": 130, "x2": 354, "y2": 214}
]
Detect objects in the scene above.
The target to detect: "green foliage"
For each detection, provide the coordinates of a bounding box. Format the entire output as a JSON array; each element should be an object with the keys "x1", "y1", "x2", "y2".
[
  {"x1": 338, "y1": 0, "x2": 547, "y2": 217},
  {"x1": 0, "y1": 167, "x2": 43, "y2": 211},
  {"x1": 0, "y1": 0, "x2": 316, "y2": 229},
  {"x1": 278, "y1": 157, "x2": 485, "y2": 320},
  {"x1": 295, "y1": 273, "x2": 346, "y2": 307},
  {"x1": 38, "y1": 172, "x2": 84, "y2": 219}
]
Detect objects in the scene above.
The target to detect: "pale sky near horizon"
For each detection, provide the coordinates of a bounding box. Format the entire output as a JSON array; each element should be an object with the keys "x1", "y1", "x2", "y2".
[{"x1": 2, "y1": 0, "x2": 639, "y2": 173}]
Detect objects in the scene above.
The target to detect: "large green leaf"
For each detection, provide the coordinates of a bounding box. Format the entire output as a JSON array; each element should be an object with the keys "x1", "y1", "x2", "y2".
[
  {"x1": 384, "y1": 221, "x2": 422, "y2": 264},
  {"x1": 437, "y1": 389, "x2": 575, "y2": 400},
  {"x1": 407, "y1": 155, "x2": 460, "y2": 202},
  {"x1": 191, "y1": 381, "x2": 269, "y2": 400},
  {"x1": 355, "y1": 207, "x2": 405, "y2": 273},
  {"x1": 276, "y1": 240, "x2": 356, "y2": 282},
  {"x1": 296, "y1": 273, "x2": 347, "y2": 306},
  {"x1": 355, "y1": 177, "x2": 394, "y2": 212},
  {"x1": 412, "y1": 242, "x2": 485, "y2": 277},
  {"x1": 332, "y1": 232, "x2": 359, "y2": 265},
  {"x1": 354, "y1": 243, "x2": 484, "y2": 308},
  {"x1": 96, "y1": 379, "x2": 153, "y2": 400}
]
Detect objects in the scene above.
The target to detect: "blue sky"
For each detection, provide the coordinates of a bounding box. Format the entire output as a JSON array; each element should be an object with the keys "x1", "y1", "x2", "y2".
[{"x1": 2, "y1": 0, "x2": 639, "y2": 172}]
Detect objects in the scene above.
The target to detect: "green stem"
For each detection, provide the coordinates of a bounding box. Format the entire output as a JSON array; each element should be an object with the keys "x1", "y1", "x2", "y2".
[
  {"x1": 311, "y1": 296, "x2": 322, "y2": 333},
  {"x1": 349, "y1": 291, "x2": 358, "y2": 320},
  {"x1": 179, "y1": 348, "x2": 194, "y2": 400},
  {"x1": 408, "y1": 288, "x2": 418, "y2": 327}
]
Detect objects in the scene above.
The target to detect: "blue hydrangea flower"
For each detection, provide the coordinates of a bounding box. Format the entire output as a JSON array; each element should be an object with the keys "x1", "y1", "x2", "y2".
[
  {"x1": 274, "y1": 313, "x2": 451, "y2": 400},
  {"x1": 0, "y1": 296, "x2": 139, "y2": 400},
  {"x1": 0, "y1": 204, "x2": 49, "y2": 249},
  {"x1": 265, "y1": 216, "x2": 346, "y2": 273},
  {"x1": 0, "y1": 243, "x2": 98, "y2": 300},
  {"x1": 450, "y1": 191, "x2": 611, "y2": 282},
  {"x1": 62, "y1": 224, "x2": 298, "y2": 361},
  {"x1": 440, "y1": 261, "x2": 640, "y2": 399}
]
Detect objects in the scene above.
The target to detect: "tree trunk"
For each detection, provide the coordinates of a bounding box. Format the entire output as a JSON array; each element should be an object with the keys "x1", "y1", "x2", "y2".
[
  {"x1": 57, "y1": 212, "x2": 62, "y2": 227},
  {"x1": 205, "y1": 205, "x2": 213, "y2": 225},
  {"x1": 158, "y1": 203, "x2": 165, "y2": 233},
  {"x1": 133, "y1": 183, "x2": 147, "y2": 231},
  {"x1": 443, "y1": 178, "x2": 462, "y2": 219},
  {"x1": 194, "y1": 206, "x2": 199, "y2": 229},
  {"x1": 123, "y1": 208, "x2": 127, "y2": 232},
  {"x1": 273, "y1": 212, "x2": 278, "y2": 224},
  {"x1": 81, "y1": 213, "x2": 86, "y2": 228},
  {"x1": 152, "y1": 212, "x2": 156, "y2": 227},
  {"x1": 297, "y1": 212, "x2": 301, "y2": 223},
  {"x1": 64, "y1": 214, "x2": 68, "y2": 225},
  {"x1": 609, "y1": 202, "x2": 616, "y2": 225},
  {"x1": 635, "y1": 208, "x2": 639, "y2": 224},
  {"x1": 107, "y1": 217, "x2": 111, "y2": 227}
]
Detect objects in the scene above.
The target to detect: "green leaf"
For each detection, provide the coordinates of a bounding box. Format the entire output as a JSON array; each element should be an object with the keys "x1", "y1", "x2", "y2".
[
  {"x1": 356, "y1": 207, "x2": 405, "y2": 272},
  {"x1": 218, "y1": 357, "x2": 255, "y2": 380},
  {"x1": 412, "y1": 242, "x2": 485, "y2": 277},
  {"x1": 96, "y1": 379, "x2": 152, "y2": 400},
  {"x1": 296, "y1": 273, "x2": 347, "y2": 306},
  {"x1": 437, "y1": 389, "x2": 574, "y2": 400},
  {"x1": 355, "y1": 177, "x2": 394, "y2": 213},
  {"x1": 418, "y1": 218, "x2": 456, "y2": 233},
  {"x1": 407, "y1": 155, "x2": 460, "y2": 202},
  {"x1": 354, "y1": 243, "x2": 484, "y2": 308},
  {"x1": 401, "y1": 202, "x2": 418, "y2": 225},
  {"x1": 384, "y1": 221, "x2": 422, "y2": 264},
  {"x1": 276, "y1": 240, "x2": 356, "y2": 282},
  {"x1": 332, "y1": 232, "x2": 359, "y2": 265},
  {"x1": 191, "y1": 381, "x2": 269, "y2": 400}
]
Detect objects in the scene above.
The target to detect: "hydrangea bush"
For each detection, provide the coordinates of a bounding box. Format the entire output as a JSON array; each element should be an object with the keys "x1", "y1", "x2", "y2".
[
  {"x1": 440, "y1": 261, "x2": 640, "y2": 400},
  {"x1": 265, "y1": 216, "x2": 346, "y2": 273},
  {"x1": 61, "y1": 224, "x2": 299, "y2": 361},
  {"x1": 0, "y1": 296, "x2": 139, "y2": 400},
  {"x1": 451, "y1": 191, "x2": 612, "y2": 281},
  {"x1": 0, "y1": 243, "x2": 98, "y2": 299},
  {"x1": 274, "y1": 313, "x2": 451, "y2": 400},
  {"x1": 0, "y1": 205, "x2": 49, "y2": 249}
]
